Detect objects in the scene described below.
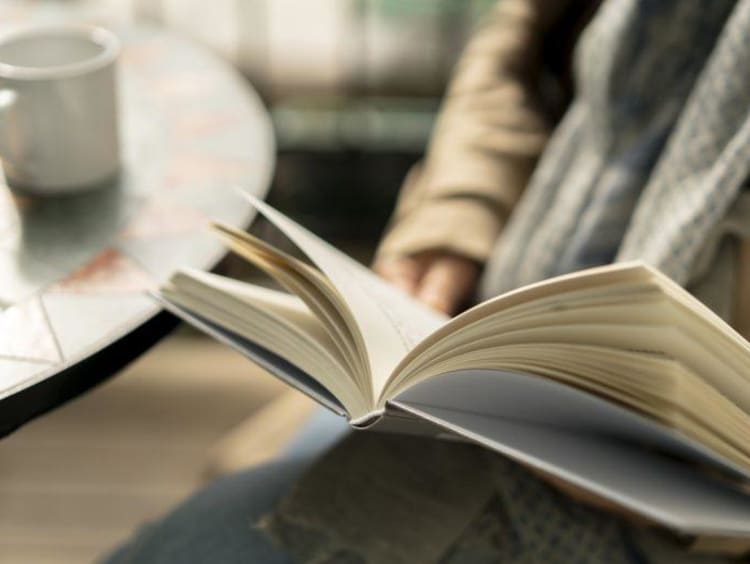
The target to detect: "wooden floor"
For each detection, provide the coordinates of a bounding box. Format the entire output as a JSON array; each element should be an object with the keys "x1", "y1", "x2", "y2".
[{"x1": 0, "y1": 331, "x2": 285, "y2": 564}]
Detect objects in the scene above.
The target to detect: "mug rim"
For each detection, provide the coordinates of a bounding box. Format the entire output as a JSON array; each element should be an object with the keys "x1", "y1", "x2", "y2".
[{"x1": 0, "y1": 25, "x2": 120, "y2": 81}]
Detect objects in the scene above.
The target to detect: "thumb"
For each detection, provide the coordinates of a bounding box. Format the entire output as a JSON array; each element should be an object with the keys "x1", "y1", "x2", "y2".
[
  {"x1": 373, "y1": 255, "x2": 426, "y2": 296},
  {"x1": 416, "y1": 257, "x2": 474, "y2": 315}
]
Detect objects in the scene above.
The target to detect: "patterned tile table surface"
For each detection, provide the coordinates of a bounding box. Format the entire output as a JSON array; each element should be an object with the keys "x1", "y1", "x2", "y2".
[{"x1": 0, "y1": 10, "x2": 275, "y2": 435}]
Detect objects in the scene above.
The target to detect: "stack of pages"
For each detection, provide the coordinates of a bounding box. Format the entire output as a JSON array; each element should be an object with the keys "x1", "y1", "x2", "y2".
[{"x1": 157, "y1": 193, "x2": 750, "y2": 538}]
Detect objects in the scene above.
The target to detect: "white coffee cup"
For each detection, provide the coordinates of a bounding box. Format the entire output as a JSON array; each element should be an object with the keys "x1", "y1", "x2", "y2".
[{"x1": 0, "y1": 26, "x2": 120, "y2": 195}]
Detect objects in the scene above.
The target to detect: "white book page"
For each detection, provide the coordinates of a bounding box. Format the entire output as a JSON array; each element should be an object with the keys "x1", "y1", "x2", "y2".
[
  {"x1": 241, "y1": 192, "x2": 446, "y2": 397},
  {"x1": 178, "y1": 269, "x2": 335, "y2": 349},
  {"x1": 154, "y1": 294, "x2": 348, "y2": 417}
]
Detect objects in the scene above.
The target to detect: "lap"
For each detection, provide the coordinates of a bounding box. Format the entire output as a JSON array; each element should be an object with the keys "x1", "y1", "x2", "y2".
[
  {"x1": 102, "y1": 408, "x2": 349, "y2": 564},
  {"x1": 101, "y1": 411, "x2": 736, "y2": 564},
  {"x1": 102, "y1": 458, "x2": 309, "y2": 564}
]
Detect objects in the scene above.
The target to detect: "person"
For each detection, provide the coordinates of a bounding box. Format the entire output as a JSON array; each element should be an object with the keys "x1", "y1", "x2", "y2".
[{"x1": 104, "y1": 0, "x2": 750, "y2": 562}]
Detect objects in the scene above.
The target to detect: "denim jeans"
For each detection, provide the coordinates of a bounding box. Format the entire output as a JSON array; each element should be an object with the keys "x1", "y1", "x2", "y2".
[
  {"x1": 102, "y1": 408, "x2": 349, "y2": 564},
  {"x1": 101, "y1": 407, "x2": 734, "y2": 564}
]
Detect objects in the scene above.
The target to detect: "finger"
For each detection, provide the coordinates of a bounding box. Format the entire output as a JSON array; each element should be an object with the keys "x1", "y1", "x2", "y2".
[
  {"x1": 416, "y1": 257, "x2": 475, "y2": 314},
  {"x1": 372, "y1": 256, "x2": 425, "y2": 295}
]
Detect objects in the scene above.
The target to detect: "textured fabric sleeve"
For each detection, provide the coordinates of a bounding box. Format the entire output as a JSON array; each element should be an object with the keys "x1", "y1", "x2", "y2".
[{"x1": 377, "y1": 0, "x2": 577, "y2": 263}]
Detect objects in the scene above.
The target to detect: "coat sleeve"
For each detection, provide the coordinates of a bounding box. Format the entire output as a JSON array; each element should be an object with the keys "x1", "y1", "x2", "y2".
[{"x1": 376, "y1": 0, "x2": 579, "y2": 263}]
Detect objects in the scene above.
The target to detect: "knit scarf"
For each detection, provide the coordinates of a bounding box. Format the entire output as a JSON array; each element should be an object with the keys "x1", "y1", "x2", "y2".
[{"x1": 481, "y1": 0, "x2": 750, "y2": 298}]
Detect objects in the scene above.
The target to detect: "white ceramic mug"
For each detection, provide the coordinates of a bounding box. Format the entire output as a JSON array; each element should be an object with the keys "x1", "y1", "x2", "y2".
[{"x1": 0, "y1": 26, "x2": 120, "y2": 195}]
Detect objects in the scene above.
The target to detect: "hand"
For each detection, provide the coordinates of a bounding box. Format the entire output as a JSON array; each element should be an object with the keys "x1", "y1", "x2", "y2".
[{"x1": 373, "y1": 251, "x2": 480, "y2": 315}]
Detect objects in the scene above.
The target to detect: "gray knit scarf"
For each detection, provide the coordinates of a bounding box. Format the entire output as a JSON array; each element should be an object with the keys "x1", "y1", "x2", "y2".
[{"x1": 481, "y1": 0, "x2": 750, "y2": 300}]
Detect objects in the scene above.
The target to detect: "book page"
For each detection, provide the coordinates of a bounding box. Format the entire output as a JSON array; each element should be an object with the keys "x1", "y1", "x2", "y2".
[
  {"x1": 177, "y1": 269, "x2": 336, "y2": 353},
  {"x1": 154, "y1": 294, "x2": 348, "y2": 417},
  {"x1": 240, "y1": 192, "x2": 446, "y2": 398},
  {"x1": 390, "y1": 262, "x2": 652, "y2": 383},
  {"x1": 161, "y1": 269, "x2": 369, "y2": 415},
  {"x1": 211, "y1": 225, "x2": 369, "y2": 394}
]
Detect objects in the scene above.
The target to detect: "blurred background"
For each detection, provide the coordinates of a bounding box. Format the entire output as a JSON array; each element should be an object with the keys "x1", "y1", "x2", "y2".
[{"x1": 0, "y1": 1, "x2": 493, "y2": 562}]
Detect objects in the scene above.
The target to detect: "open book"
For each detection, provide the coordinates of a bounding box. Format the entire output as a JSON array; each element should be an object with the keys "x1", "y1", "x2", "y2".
[{"x1": 157, "y1": 193, "x2": 750, "y2": 538}]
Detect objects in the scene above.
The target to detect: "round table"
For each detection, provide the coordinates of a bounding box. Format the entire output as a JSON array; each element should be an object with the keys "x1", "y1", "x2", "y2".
[{"x1": 0, "y1": 20, "x2": 275, "y2": 436}]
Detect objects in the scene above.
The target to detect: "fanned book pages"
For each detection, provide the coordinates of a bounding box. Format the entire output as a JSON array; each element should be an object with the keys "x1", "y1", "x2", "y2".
[{"x1": 156, "y1": 192, "x2": 750, "y2": 539}]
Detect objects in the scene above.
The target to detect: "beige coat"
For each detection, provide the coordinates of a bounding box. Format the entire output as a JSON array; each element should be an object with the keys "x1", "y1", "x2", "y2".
[{"x1": 376, "y1": 0, "x2": 750, "y2": 336}]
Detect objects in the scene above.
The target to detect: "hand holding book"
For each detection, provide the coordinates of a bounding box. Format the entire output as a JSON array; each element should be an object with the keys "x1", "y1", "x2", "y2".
[{"x1": 373, "y1": 251, "x2": 481, "y2": 315}]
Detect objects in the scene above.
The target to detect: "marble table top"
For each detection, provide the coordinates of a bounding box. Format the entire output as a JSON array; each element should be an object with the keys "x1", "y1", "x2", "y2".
[{"x1": 0, "y1": 19, "x2": 275, "y2": 435}]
